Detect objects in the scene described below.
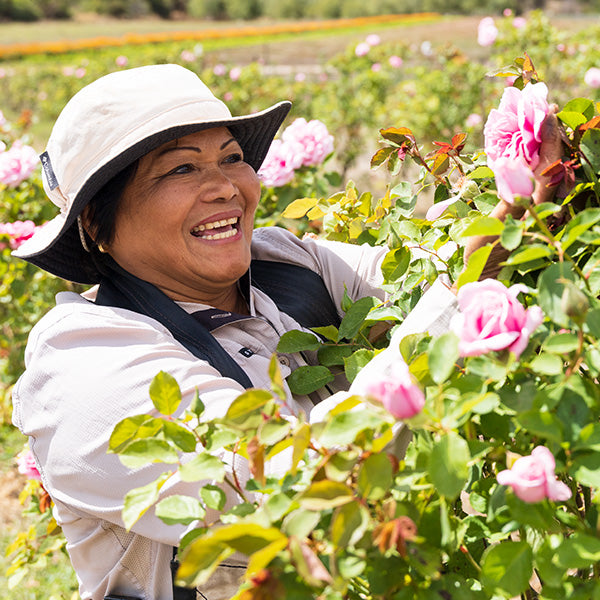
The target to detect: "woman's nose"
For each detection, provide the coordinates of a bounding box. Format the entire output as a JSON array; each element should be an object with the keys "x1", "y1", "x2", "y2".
[{"x1": 199, "y1": 166, "x2": 238, "y2": 203}]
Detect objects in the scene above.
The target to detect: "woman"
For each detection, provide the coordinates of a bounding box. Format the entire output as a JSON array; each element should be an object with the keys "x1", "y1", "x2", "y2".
[{"x1": 11, "y1": 64, "x2": 558, "y2": 600}]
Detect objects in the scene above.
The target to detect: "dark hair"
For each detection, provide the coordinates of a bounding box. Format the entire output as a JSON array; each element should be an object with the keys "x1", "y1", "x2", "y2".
[{"x1": 84, "y1": 159, "x2": 139, "y2": 249}]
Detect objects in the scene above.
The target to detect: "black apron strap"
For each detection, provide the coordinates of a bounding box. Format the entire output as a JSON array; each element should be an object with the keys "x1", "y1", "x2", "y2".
[{"x1": 171, "y1": 547, "x2": 196, "y2": 600}]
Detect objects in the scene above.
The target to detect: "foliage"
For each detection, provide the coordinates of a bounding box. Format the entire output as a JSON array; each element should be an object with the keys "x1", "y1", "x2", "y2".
[{"x1": 100, "y1": 56, "x2": 600, "y2": 600}]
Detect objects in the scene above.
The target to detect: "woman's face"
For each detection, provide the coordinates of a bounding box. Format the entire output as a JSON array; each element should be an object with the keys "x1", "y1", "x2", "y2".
[{"x1": 108, "y1": 127, "x2": 261, "y2": 303}]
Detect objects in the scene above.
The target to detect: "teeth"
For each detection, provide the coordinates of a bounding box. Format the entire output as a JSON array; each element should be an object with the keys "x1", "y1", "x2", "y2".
[
  {"x1": 193, "y1": 216, "x2": 238, "y2": 233},
  {"x1": 201, "y1": 228, "x2": 238, "y2": 240}
]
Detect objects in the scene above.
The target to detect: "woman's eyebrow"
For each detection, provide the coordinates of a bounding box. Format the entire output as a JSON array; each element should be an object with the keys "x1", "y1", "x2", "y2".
[{"x1": 156, "y1": 137, "x2": 237, "y2": 156}]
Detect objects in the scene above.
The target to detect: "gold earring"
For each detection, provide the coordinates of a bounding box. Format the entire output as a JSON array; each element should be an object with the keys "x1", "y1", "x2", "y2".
[{"x1": 97, "y1": 243, "x2": 108, "y2": 253}]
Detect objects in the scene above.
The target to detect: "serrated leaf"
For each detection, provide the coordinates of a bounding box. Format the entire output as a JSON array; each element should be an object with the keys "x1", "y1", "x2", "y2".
[
  {"x1": 481, "y1": 541, "x2": 532, "y2": 597},
  {"x1": 428, "y1": 433, "x2": 470, "y2": 499},
  {"x1": 118, "y1": 439, "x2": 179, "y2": 469},
  {"x1": 122, "y1": 472, "x2": 171, "y2": 530},
  {"x1": 108, "y1": 414, "x2": 163, "y2": 453},
  {"x1": 200, "y1": 484, "x2": 227, "y2": 511},
  {"x1": 338, "y1": 296, "x2": 379, "y2": 340},
  {"x1": 286, "y1": 365, "x2": 334, "y2": 396},
  {"x1": 299, "y1": 480, "x2": 354, "y2": 510},
  {"x1": 371, "y1": 146, "x2": 395, "y2": 168},
  {"x1": 149, "y1": 371, "x2": 182, "y2": 416},
  {"x1": 155, "y1": 495, "x2": 206, "y2": 525},
  {"x1": 179, "y1": 453, "x2": 225, "y2": 483},
  {"x1": 468, "y1": 166, "x2": 494, "y2": 179},
  {"x1": 277, "y1": 330, "x2": 322, "y2": 353},
  {"x1": 462, "y1": 216, "x2": 504, "y2": 237},
  {"x1": 357, "y1": 453, "x2": 392, "y2": 501},
  {"x1": 162, "y1": 421, "x2": 197, "y2": 453},
  {"x1": 225, "y1": 389, "x2": 273, "y2": 423},
  {"x1": 428, "y1": 332, "x2": 459, "y2": 384},
  {"x1": 381, "y1": 246, "x2": 411, "y2": 282},
  {"x1": 380, "y1": 126, "x2": 414, "y2": 144},
  {"x1": 456, "y1": 245, "x2": 493, "y2": 289}
]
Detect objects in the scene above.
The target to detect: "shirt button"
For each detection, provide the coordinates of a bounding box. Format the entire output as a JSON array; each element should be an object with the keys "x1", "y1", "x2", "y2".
[{"x1": 278, "y1": 355, "x2": 290, "y2": 367}]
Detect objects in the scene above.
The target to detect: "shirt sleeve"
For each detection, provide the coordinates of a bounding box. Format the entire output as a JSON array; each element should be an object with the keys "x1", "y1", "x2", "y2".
[{"x1": 12, "y1": 298, "x2": 251, "y2": 546}]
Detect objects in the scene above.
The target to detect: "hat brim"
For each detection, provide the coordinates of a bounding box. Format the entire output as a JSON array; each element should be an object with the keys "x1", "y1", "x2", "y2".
[{"x1": 14, "y1": 100, "x2": 291, "y2": 284}]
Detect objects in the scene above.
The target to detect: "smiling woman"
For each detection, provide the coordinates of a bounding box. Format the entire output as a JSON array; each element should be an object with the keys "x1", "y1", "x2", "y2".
[{"x1": 8, "y1": 63, "x2": 556, "y2": 600}]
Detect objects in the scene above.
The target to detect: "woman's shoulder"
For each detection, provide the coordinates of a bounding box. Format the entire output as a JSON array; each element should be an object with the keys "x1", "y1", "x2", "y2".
[{"x1": 251, "y1": 226, "x2": 321, "y2": 270}]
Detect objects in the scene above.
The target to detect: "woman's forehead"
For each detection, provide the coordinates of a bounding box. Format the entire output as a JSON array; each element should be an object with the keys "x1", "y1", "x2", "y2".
[{"x1": 155, "y1": 126, "x2": 236, "y2": 154}]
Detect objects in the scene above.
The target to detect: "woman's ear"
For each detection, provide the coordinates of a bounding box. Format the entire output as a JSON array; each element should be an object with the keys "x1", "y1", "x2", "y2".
[{"x1": 80, "y1": 205, "x2": 97, "y2": 242}]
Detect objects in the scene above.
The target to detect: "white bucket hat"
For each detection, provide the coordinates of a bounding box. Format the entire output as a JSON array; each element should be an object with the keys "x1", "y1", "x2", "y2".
[{"x1": 13, "y1": 63, "x2": 291, "y2": 283}]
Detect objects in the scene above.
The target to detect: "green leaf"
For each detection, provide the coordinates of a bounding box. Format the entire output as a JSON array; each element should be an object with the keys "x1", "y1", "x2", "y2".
[
  {"x1": 317, "y1": 344, "x2": 357, "y2": 367},
  {"x1": 505, "y1": 245, "x2": 553, "y2": 265},
  {"x1": 210, "y1": 522, "x2": 287, "y2": 555},
  {"x1": 518, "y1": 410, "x2": 563, "y2": 443},
  {"x1": 370, "y1": 146, "x2": 395, "y2": 168},
  {"x1": 122, "y1": 472, "x2": 171, "y2": 530},
  {"x1": 357, "y1": 453, "x2": 392, "y2": 501},
  {"x1": 580, "y1": 128, "x2": 600, "y2": 175},
  {"x1": 189, "y1": 389, "x2": 205, "y2": 417},
  {"x1": 162, "y1": 421, "x2": 197, "y2": 453},
  {"x1": 318, "y1": 410, "x2": 386, "y2": 447},
  {"x1": 461, "y1": 216, "x2": 504, "y2": 237},
  {"x1": 299, "y1": 480, "x2": 354, "y2": 510},
  {"x1": 281, "y1": 197, "x2": 318, "y2": 219},
  {"x1": 338, "y1": 296, "x2": 379, "y2": 340},
  {"x1": 468, "y1": 166, "x2": 494, "y2": 179},
  {"x1": 481, "y1": 541, "x2": 533, "y2": 597},
  {"x1": 246, "y1": 537, "x2": 288, "y2": 576},
  {"x1": 542, "y1": 332, "x2": 579, "y2": 354},
  {"x1": 561, "y1": 97, "x2": 595, "y2": 120},
  {"x1": 381, "y1": 246, "x2": 411, "y2": 282},
  {"x1": 556, "y1": 533, "x2": 600, "y2": 569},
  {"x1": 200, "y1": 484, "x2": 227, "y2": 511},
  {"x1": 428, "y1": 332, "x2": 459, "y2": 384},
  {"x1": 569, "y1": 452, "x2": 600, "y2": 487},
  {"x1": 559, "y1": 208, "x2": 600, "y2": 251},
  {"x1": 500, "y1": 216, "x2": 523, "y2": 251},
  {"x1": 268, "y1": 354, "x2": 286, "y2": 400},
  {"x1": 155, "y1": 495, "x2": 206, "y2": 525},
  {"x1": 149, "y1": 371, "x2": 182, "y2": 416},
  {"x1": 286, "y1": 365, "x2": 334, "y2": 395},
  {"x1": 276, "y1": 330, "x2": 322, "y2": 353},
  {"x1": 225, "y1": 389, "x2": 273, "y2": 423},
  {"x1": 311, "y1": 325, "x2": 339, "y2": 342},
  {"x1": 428, "y1": 433, "x2": 470, "y2": 499},
  {"x1": 538, "y1": 262, "x2": 576, "y2": 327},
  {"x1": 456, "y1": 245, "x2": 493, "y2": 289},
  {"x1": 282, "y1": 509, "x2": 321, "y2": 538},
  {"x1": 557, "y1": 111, "x2": 588, "y2": 130},
  {"x1": 176, "y1": 537, "x2": 232, "y2": 587},
  {"x1": 529, "y1": 352, "x2": 564, "y2": 376},
  {"x1": 331, "y1": 501, "x2": 369, "y2": 548},
  {"x1": 179, "y1": 453, "x2": 225, "y2": 483},
  {"x1": 118, "y1": 439, "x2": 179, "y2": 469},
  {"x1": 259, "y1": 418, "x2": 291, "y2": 446},
  {"x1": 108, "y1": 414, "x2": 163, "y2": 453},
  {"x1": 344, "y1": 348, "x2": 374, "y2": 383}
]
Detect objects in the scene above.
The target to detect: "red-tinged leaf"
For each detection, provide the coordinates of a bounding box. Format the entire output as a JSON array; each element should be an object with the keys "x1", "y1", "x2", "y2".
[
  {"x1": 379, "y1": 126, "x2": 414, "y2": 145},
  {"x1": 370, "y1": 146, "x2": 394, "y2": 168},
  {"x1": 581, "y1": 116, "x2": 600, "y2": 131},
  {"x1": 431, "y1": 153, "x2": 450, "y2": 176},
  {"x1": 247, "y1": 436, "x2": 265, "y2": 486}
]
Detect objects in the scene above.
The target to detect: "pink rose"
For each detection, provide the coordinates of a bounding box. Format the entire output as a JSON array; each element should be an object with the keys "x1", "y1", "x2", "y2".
[
  {"x1": 389, "y1": 55, "x2": 403, "y2": 68},
  {"x1": 17, "y1": 447, "x2": 41, "y2": 481},
  {"x1": 478, "y1": 17, "x2": 498, "y2": 47},
  {"x1": 497, "y1": 446, "x2": 572, "y2": 503},
  {"x1": 0, "y1": 141, "x2": 39, "y2": 187},
  {"x1": 355, "y1": 42, "x2": 370, "y2": 57},
  {"x1": 180, "y1": 50, "x2": 195, "y2": 63},
  {"x1": 484, "y1": 82, "x2": 550, "y2": 172},
  {"x1": 451, "y1": 279, "x2": 544, "y2": 358},
  {"x1": 584, "y1": 67, "x2": 600, "y2": 89},
  {"x1": 493, "y1": 156, "x2": 534, "y2": 204},
  {"x1": 75, "y1": 67, "x2": 86, "y2": 79},
  {"x1": 258, "y1": 139, "x2": 303, "y2": 188},
  {"x1": 281, "y1": 118, "x2": 334, "y2": 167},
  {"x1": 365, "y1": 34, "x2": 381, "y2": 47},
  {"x1": 426, "y1": 196, "x2": 459, "y2": 221},
  {"x1": 0, "y1": 219, "x2": 38, "y2": 249},
  {"x1": 362, "y1": 361, "x2": 425, "y2": 420},
  {"x1": 115, "y1": 55, "x2": 128, "y2": 67},
  {"x1": 466, "y1": 113, "x2": 483, "y2": 128},
  {"x1": 371, "y1": 63, "x2": 382, "y2": 73},
  {"x1": 512, "y1": 16, "x2": 527, "y2": 29},
  {"x1": 213, "y1": 63, "x2": 227, "y2": 76},
  {"x1": 503, "y1": 8, "x2": 513, "y2": 16},
  {"x1": 229, "y1": 66, "x2": 242, "y2": 81}
]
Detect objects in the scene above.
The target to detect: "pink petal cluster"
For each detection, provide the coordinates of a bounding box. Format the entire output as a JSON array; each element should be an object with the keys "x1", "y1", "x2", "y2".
[
  {"x1": 115, "y1": 55, "x2": 128, "y2": 67},
  {"x1": 281, "y1": 118, "x2": 334, "y2": 167},
  {"x1": 17, "y1": 447, "x2": 41, "y2": 481},
  {"x1": 229, "y1": 66, "x2": 242, "y2": 81},
  {"x1": 0, "y1": 219, "x2": 38, "y2": 249},
  {"x1": 258, "y1": 139, "x2": 304, "y2": 187},
  {"x1": 0, "y1": 109, "x2": 6, "y2": 128},
  {"x1": 478, "y1": 17, "x2": 498, "y2": 47},
  {"x1": 493, "y1": 156, "x2": 534, "y2": 203},
  {"x1": 451, "y1": 279, "x2": 544, "y2": 358},
  {"x1": 584, "y1": 67, "x2": 600, "y2": 89},
  {"x1": 362, "y1": 361, "x2": 425, "y2": 420},
  {"x1": 466, "y1": 113, "x2": 483, "y2": 128},
  {"x1": 0, "y1": 141, "x2": 39, "y2": 187},
  {"x1": 389, "y1": 55, "x2": 403, "y2": 68},
  {"x1": 512, "y1": 16, "x2": 527, "y2": 29},
  {"x1": 484, "y1": 82, "x2": 550, "y2": 172},
  {"x1": 497, "y1": 446, "x2": 572, "y2": 503},
  {"x1": 365, "y1": 34, "x2": 381, "y2": 47},
  {"x1": 355, "y1": 42, "x2": 370, "y2": 57}
]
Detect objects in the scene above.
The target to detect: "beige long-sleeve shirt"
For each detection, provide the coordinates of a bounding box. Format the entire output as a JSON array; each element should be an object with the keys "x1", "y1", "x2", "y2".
[{"x1": 12, "y1": 227, "x2": 457, "y2": 600}]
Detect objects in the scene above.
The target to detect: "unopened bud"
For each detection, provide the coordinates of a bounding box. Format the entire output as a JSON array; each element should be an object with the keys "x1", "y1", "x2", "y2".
[
  {"x1": 561, "y1": 283, "x2": 589, "y2": 324},
  {"x1": 459, "y1": 178, "x2": 479, "y2": 200}
]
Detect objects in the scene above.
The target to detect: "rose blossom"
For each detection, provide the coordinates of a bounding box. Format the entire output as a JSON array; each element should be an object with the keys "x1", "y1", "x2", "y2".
[
  {"x1": 466, "y1": 113, "x2": 483, "y2": 128},
  {"x1": 484, "y1": 81, "x2": 550, "y2": 172},
  {"x1": 371, "y1": 63, "x2": 381, "y2": 73},
  {"x1": 584, "y1": 67, "x2": 600, "y2": 89},
  {"x1": 493, "y1": 156, "x2": 534, "y2": 204},
  {"x1": 503, "y1": 8, "x2": 513, "y2": 16},
  {"x1": 180, "y1": 50, "x2": 195, "y2": 63},
  {"x1": 115, "y1": 55, "x2": 128, "y2": 67},
  {"x1": 478, "y1": 17, "x2": 498, "y2": 47},
  {"x1": 389, "y1": 55, "x2": 403, "y2": 68},
  {"x1": 365, "y1": 34, "x2": 381, "y2": 47},
  {"x1": 0, "y1": 109, "x2": 5, "y2": 128},
  {"x1": 75, "y1": 67, "x2": 86, "y2": 79},
  {"x1": 0, "y1": 141, "x2": 39, "y2": 187},
  {"x1": 497, "y1": 446, "x2": 572, "y2": 503},
  {"x1": 0, "y1": 219, "x2": 38, "y2": 249},
  {"x1": 17, "y1": 447, "x2": 41, "y2": 481},
  {"x1": 355, "y1": 42, "x2": 370, "y2": 57},
  {"x1": 213, "y1": 63, "x2": 227, "y2": 76},
  {"x1": 450, "y1": 279, "x2": 544, "y2": 358},
  {"x1": 229, "y1": 66, "x2": 242, "y2": 81},
  {"x1": 257, "y1": 139, "x2": 303, "y2": 187},
  {"x1": 363, "y1": 362, "x2": 425, "y2": 419},
  {"x1": 281, "y1": 118, "x2": 334, "y2": 167},
  {"x1": 512, "y1": 16, "x2": 527, "y2": 29}
]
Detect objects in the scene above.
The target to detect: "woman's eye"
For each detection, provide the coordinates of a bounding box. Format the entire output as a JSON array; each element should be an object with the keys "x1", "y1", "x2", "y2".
[
  {"x1": 167, "y1": 163, "x2": 194, "y2": 176},
  {"x1": 224, "y1": 153, "x2": 243, "y2": 164}
]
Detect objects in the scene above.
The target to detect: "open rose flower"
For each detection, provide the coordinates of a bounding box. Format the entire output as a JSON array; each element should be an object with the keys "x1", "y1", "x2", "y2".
[
  {"x1": 477, "y1": 17, "x2": 498, "y2": 47},
  {"x1": 451, "y1": 279, "x2": 544, "y2": 358},
  {"x1": 0, "y1": 141, "x2": 39, "y2": 187},
  {"x1": 484, "y1": 82, "x2": 550, "y2": 172},
  {"x1": 281, "y1": 118, "x2": 334, "y2": 167},
  {"x1": 0, "y1": 219, "x2": 38, "y2": 249},
  {"x1": 257, "y1": 138, "x2": 303, "y2": 188},
  {"x1": 17, "y1": 447, "x2": 41, "y2": 481},
  {"x1": 497, "y1": 446, "x2": 572, "y2": 503}
]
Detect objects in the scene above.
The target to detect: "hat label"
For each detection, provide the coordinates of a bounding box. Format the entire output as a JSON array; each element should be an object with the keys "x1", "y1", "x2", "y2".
[{"x1": 40, "y1": 151, "x2": 59, "y2": 190}]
